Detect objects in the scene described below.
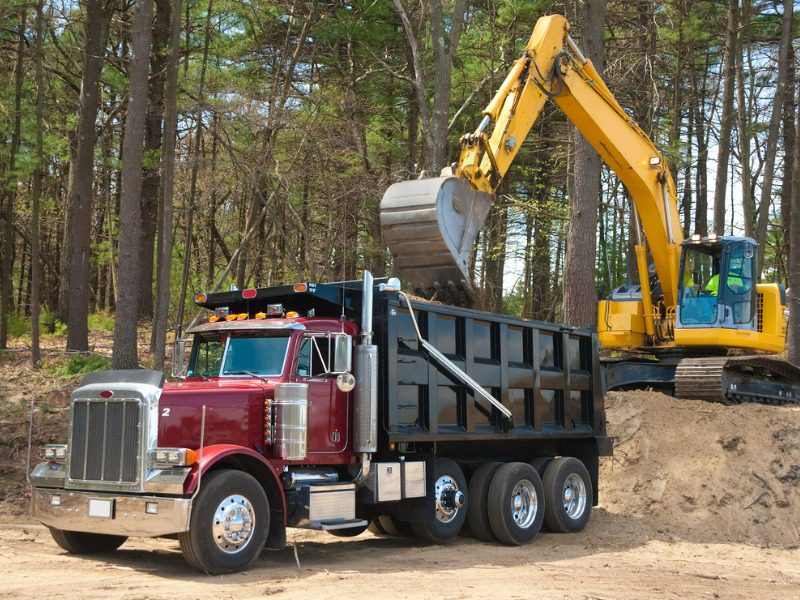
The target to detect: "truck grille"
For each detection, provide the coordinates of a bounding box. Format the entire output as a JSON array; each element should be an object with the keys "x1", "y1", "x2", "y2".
[{"x1": 69, "y1": 399, "x2": 141, "y2": 484}]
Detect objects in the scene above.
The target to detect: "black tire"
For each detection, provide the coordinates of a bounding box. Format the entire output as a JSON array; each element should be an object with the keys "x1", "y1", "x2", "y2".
[
  {"x1": 529, "y1": 456, "x2": 552, "y2": 477},
  {"x1": 48, "y1": 528, "x2": 127, "y2": 554},
  {"x1": 377, "y1": 514, "x2": 414, "y2": 537},
  {"x1": 327, "y1": 524, "x2": 369, "y2": 538},
  {"x1": 487, "y1": 462, "x2": 545, "y2": 545},
  {"x1": 367, "y1": 518, "x2": 387, "y2": 535},
  {"x1": 410, "y1": 458, "x2": 467, "y2": 544},
  {"x1": 542, "y1": 457, "x2": 592, "y2": 533},
  {"x1": 179, "y1": 469, "x2": 269, "y2": 574},
  {"x1": 466, "y1": 461, "x2": 502, "y2": 542}
]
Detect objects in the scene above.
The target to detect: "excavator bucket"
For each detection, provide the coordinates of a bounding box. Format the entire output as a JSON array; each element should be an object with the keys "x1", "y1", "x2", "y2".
[{"x1": 380, "y1": 176, "x2": 492, "y2": 300}]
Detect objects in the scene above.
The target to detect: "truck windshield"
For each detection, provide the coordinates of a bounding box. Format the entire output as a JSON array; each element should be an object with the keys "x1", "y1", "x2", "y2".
[{"x1": 188, "y1": 333, "x2": 290, "y2": 378}]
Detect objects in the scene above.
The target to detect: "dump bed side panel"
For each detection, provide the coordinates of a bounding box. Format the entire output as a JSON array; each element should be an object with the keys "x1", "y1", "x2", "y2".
[{"x1": 377, "y1": 297, "x2": 605, "y2": 443}]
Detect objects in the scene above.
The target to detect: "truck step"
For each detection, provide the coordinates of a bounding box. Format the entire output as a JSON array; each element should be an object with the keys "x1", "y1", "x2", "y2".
[{"x1": 310, "y1": 518, "x2": 368, "y2": 531}]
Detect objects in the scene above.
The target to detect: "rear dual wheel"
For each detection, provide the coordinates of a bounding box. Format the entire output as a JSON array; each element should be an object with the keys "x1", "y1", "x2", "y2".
[
  {"x1": 542, "y1": 457, "x2": 592, "y2": 533},
  {"x1": 487, "y1": 462, "x2": 545, "y2": 545}
]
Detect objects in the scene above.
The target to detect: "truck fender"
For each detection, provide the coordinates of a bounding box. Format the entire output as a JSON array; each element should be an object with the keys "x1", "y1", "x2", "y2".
[{"x1": 184, "y1": 444, "x2": 287, "y2": 521}]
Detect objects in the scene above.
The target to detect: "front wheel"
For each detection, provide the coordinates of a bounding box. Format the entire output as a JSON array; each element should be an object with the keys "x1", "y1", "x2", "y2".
[
  {"x1": 49, "y1": 528, "x2": 127, "y2": 554},
  {"x1": 542, "y1": 457, "x2": 592, "y2": 533},
  {"x1": 179, "y1": 469, "x2": 269, "y2": 574},
  {"x1": 487, "y1": 462, "x2": 544, "y2": 545},
  {"x1": 410, "y1": 458, "x2": 467, "y2": 544}
]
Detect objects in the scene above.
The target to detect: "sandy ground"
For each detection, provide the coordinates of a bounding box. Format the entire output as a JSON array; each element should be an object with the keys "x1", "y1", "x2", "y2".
[
  {"x1": 2, "y1": 373, "x2": 799, "y2": 598},
  {"x1": 1, "y1": 516, "x2": 798, "y2": 599}
]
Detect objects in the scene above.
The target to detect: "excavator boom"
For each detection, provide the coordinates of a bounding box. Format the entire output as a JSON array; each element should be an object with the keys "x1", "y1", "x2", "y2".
[{"x1": 380, "y1": 15, "x2": 682, "y2": 309}]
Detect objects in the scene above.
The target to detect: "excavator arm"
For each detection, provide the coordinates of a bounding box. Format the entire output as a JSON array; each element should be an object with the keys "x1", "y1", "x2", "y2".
[{"x1": 380, "y1": 15, "x2": 683, "y2": 314}]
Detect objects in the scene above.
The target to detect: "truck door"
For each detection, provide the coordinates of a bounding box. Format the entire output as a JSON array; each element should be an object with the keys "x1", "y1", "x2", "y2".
[{"x1": 293, "y1": 334, "x2": 348, "y2": 455}]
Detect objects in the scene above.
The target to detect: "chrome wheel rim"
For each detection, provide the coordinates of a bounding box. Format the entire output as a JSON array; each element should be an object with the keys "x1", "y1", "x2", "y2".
[
  {"x1": 212, "y1": 494, "x2": 256, "y2": 553},
  {"x1": 434, "y1": 474, "x2": 463, "y2": 523},
  {"x1": 510, "y1": 479, "x2": 538, "y2": 529},
  {"x1": 562, "y1": 473, "x2": 587, "y2": 520}
]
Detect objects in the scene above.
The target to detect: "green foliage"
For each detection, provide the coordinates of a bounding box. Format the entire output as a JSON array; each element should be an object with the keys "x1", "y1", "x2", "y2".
[
  {"x1": 7, "y1": 313, "x2": 29, "y2": 337},
  {"x1": 48, "y1": 353, "x2": 112, "y2": 377},
  {"x1": 88, "y1": 312, "x2": 115, "y2": 333}
]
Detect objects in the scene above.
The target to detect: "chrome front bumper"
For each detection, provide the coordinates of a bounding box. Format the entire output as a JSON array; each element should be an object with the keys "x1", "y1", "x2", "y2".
[{"x1": 31, "y1": 488, "x2": 192, "y2": 537}]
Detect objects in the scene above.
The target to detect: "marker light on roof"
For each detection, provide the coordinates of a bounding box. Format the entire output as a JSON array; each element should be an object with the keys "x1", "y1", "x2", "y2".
[
  {"x1": 286, "y1": 311, "x2": 299, "y2": 318},
  {"x1": 208, "y1": 315, "x2": 220, "y2": 323},
  {"x1": 242, "y1": 288, "x2": 257, "y2": 299},
  {"x1": 194, "y1": 293, "x2": 207, "y2": 304},
  {"x1": 236, "y1": 313, "x2": 248, "y2": 320},
  {"x1": 293, "y1": 283, "x2": 307, "y2": 293},
  {"x1": 255, "y1": 312, "x2": 267, "y2": 319}
]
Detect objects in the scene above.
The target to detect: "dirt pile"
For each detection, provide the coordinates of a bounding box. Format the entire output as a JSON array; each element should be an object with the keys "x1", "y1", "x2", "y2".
[{"x1": 600, "y1": 390, "x2": 800, "y2": 547}]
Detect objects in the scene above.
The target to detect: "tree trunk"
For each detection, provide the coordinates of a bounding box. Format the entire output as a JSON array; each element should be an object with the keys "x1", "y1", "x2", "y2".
[
  {"x1": 482, "y1": 187, "x2": 508, "y2": 313},
  {"x1": 563, "y1": 0, "x2": 606, "y2": 327},
  {"x1": 736, "y1": 0, "x2": 754, "y2": 236},
  {"x1": 175, "y1": 0, "x2": 213, "y2": 338},
  {"x1": 393, "y1": 0, "x2": 467, "y2": 172},
  {"x1": 788, "y1": 92, "x2": 800, "y2": 366},
  {"x1": 754, "y1": 0, "x2": 793, "y2": 277},
  {"x1": 151, "y1": 0, "x2": 182, "y2": 369},
  {"x1": 779, "y1": 43, "x2": 794, "y2": 280},
  {"x1": 712, "y1": 0, "x2": 738, "y2": 235},
  {"x1": 30, "y1": 0, "x2": 46, "y2": 366},
  {"x1": 112, "y1": 0, "x2": 153, "y2": 369},
  {"x1": 1, "y1": 7, "x2": 27, "y2": 349},
  {"x1": 689, "y1": 47, "x2": 710, "y2": 237},
  {"x1": 138, "y1": 0, "x2": 171, "y2": 318},
  {"x1": 64, "y1": 0, "x2": 112, "y2": 351}
]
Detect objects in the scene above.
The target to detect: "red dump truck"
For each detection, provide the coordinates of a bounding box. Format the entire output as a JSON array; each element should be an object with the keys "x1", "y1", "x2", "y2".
[{"x1": 30, "y1": 272, "x2": 612, "y2": 573}]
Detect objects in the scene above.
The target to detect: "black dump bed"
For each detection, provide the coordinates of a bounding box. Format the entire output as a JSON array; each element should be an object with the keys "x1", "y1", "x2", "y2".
[
  {"x1": 375, "y1": 294, "x2": 608, "y2": 451},
  {"x1": 197, "y1": 276, "x2": 610, "y2": 459}
]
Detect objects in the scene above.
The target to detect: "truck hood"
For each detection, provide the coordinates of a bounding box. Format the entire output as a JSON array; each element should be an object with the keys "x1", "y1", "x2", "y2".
[{"x1": 158, "y1": 378, "x2": 276, "y2": 451}]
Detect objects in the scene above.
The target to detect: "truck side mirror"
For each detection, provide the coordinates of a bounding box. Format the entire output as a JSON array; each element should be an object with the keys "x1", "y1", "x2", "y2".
[
  {"x1": 171, "y1": 338, "x2": 189, "y2": 379},
  {"x1": 332, "y1": 333, "x2": 352, "y2": 374}
]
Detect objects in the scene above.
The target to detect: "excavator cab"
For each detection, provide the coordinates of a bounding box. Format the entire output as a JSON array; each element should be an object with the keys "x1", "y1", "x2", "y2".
[{"x1": 677, "y1": 236, "x2": 757, "y2": 332}]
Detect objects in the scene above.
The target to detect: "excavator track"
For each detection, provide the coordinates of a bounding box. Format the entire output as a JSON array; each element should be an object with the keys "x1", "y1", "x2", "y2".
[{"x1": 675, "y1": 355, "x2": 800, "y2": 406}]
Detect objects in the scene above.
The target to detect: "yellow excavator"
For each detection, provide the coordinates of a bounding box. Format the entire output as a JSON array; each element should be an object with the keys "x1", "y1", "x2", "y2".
[{"x1": 380, "y1": 15, "x2": 800, "y2": 405}]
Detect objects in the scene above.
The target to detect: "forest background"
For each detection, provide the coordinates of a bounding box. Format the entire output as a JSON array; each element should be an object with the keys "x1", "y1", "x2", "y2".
[{"x1": 0, "y1": 0, "x2": 798, "y2": 370}]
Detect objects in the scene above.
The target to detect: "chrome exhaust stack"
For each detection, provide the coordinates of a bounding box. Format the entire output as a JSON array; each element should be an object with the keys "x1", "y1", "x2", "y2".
[{"x1": 354, "y1": 271, "x2": 378, "y2": 481}]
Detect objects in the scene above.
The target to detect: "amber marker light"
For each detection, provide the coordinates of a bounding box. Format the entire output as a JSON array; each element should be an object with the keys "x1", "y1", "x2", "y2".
[
  {"x1": 225, "y1": 314, "x2": 237, "y2": 321},
  {"x1": 293, "y1": 283, "x2": 307, "y2": 293},
  {"x1": 194, "y1": 293, "x2": 207, "y2": 304},
  {"x1": 208, "y1": 315, "x2": 219, "y2": 323}
]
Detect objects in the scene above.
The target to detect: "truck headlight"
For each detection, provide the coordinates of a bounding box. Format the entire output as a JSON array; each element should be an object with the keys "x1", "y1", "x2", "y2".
[
  {"x1": 149, "y1": 448, "x2": 197, "y2": 468},
  {"x1": 43, "y1": 444, "x2": 67, "y2": 463}
]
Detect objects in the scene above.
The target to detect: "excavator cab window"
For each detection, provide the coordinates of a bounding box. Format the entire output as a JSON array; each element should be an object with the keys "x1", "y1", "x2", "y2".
[
  {"x1": 678, "y1": 245, "x2": 721, "y2": 325},
  {"x1": 722, "y1": 243, "x2": 756, "y2": 326}
]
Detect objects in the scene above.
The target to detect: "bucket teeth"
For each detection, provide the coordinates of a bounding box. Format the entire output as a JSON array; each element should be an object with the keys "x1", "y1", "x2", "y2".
[{"x1": 380, "y1": 176, "x2": 492, "y2": 305}]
